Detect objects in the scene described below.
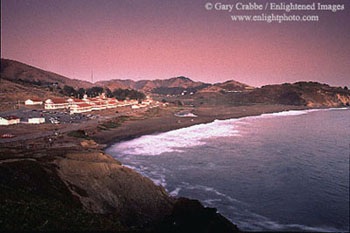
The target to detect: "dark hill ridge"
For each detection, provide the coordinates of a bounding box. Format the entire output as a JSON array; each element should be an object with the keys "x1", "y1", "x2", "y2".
[
  {"x1": 215, "y1": 80, "x2": 254, "y2": 91},
  {"x1": 0, "y1": 59, "x2": 248, "y2": 93},
  {"x1": 0, "y1": 59, "x2": 93, "y2": 89},
  {"x1": 245, "y1": 82, "x2": 350, "y2": 107},
  {"x1": 191, "y1": 81, "x2": 350, "y2": 108},
  {"x1": 95, "y1": 76, "x2": 209, "y2": 93},
  {"x1": 1, "y1": 58, "x2": 349, "y2": 107},
  {"x1": 198, "y1": 80, "x2": 254, "y2": 93},
  {"x1": 0, "y1": 59, "x2": 210, "y2": 92}
]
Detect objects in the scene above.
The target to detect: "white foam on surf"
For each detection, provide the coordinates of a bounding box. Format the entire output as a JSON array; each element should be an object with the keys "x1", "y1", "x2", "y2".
[
  {"x1": 109, "y1": 119, "x2": 240, "y2": 156},
  {"x1": 108, "y1": 108, "x2": 349, "y2": 156},
  {"x1": 180, "y1": 182, "x2": 245, "y2": 205},
  {"x1": 169, "y1": 187, "x2": 181, "y2": 196},
  {"x1": 175, "y1": 182, "x2": 346, "y2": 232},
  {"x1": 109, "y1": 107, "x2": 349, "y2": 232},
  {"x1": 261, "y1": 109, "x2": 310, "y2": 117},
  {"x1": 183, "y1": 182, "x2": 345, "y2": 232},
  {"x1": 235, "y1": 213, "x2": 344, "y2": 232},
  {"x1": 123, "y1": 164, "x2": 168, "y2": 187}
]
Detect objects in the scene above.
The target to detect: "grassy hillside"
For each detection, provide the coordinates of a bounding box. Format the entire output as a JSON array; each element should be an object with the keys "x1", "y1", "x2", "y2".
[
  {"x1": 0, "y1": 78, "x2": 63, "y2": 111},
  {"x1": 245, "y1": 82, "x2": 350, "y2": 107},
  {"x1": 0, "y1": 59, "x2": 93, "y2": 89},
  {"x1": 167, "y1": 81, "x2": 350, "y2": 108}
]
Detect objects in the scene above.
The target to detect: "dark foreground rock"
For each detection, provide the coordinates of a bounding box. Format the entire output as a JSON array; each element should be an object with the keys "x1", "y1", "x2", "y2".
[
  {"x1": 152, "y1": 198, "x2": 240, "y2": 233},
  {"x1": 0, "y1": 149, "x2": 239, "y2": 232}
]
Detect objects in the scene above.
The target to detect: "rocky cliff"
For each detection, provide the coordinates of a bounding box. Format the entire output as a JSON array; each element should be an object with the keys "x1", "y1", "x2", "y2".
[
  {"x1": 55, "y1": 151, "x2": 174, "y2": 226},
  {"x1": 0, "y1": 144, "x2": 239, "y2": 232}
]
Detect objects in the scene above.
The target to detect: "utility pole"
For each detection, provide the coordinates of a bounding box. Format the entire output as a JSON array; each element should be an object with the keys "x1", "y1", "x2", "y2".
[{"x1": 91, "y1": 70, "x2": 94, "y2": 83}]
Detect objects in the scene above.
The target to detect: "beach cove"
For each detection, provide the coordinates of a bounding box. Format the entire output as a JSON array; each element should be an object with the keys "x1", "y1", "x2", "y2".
[{"x1": 106, "y1": 107, "x2": 350, "y2": 232}]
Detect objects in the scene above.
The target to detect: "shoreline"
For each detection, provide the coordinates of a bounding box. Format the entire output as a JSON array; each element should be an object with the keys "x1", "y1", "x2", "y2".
[
  {"x1": 94, "y1": 104, "x2": 341, "y2": 150},
  {"x1": 1, "y1": 103, "x2": 348, "y2": 232},
  {"x1": 102, "y1": 106, "x2": 349, "y2": 232}
]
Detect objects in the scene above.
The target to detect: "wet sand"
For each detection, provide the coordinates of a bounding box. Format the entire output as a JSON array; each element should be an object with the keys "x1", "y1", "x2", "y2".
[{"x1": 92, "y1": 104, "x2": 310, "y2": 147}]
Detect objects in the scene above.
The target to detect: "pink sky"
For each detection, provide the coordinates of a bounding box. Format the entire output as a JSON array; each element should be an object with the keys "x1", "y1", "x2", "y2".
[{"x1": 1, "y1": 0, "x2": 350, "y2": 87}]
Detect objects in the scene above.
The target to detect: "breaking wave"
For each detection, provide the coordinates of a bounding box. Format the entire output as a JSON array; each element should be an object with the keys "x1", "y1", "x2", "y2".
[
  {"x1": 108, "y1": 108, "x2": 348, "y2": 156},
  {"x1": 107, "y1": 107, "x2": 349, "y2": 232},
  {"x1": 108, "y1": 119, "x2": 240, "y2": 156},
  {"x1": 173, "y1": 182, "x2": 345, "y2": 232}
]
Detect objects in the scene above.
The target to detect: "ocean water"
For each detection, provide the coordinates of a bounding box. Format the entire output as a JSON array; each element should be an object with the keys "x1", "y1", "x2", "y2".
[{"x1": 106, "y1": 108, "x2": 350, "y2": 232}]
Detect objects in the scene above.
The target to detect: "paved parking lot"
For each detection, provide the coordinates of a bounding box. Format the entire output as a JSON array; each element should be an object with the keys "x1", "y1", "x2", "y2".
[{"x1": 0, "y1": 107, "x2": 96, "y2": 124}]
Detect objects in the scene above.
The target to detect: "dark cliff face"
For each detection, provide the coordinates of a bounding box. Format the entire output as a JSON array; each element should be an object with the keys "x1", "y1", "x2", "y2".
[
  {"x1": 0, "y1": 149, "x2": 239, "y2": 232},
  {"x1": 153, "y1": 198, "x2": 240, "y2": 233},
  {"x1": 55, "y1": 151, "x2": 174, "y2": 226}
]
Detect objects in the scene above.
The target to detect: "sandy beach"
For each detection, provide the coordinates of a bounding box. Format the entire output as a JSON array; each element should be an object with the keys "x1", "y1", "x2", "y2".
[{"x1": 92, "y1": 104, "x2": 310, "y2": 147}]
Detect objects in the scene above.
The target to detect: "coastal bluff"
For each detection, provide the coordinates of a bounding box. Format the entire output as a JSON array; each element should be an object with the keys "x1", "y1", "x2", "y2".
[
  {"x1": 55, "y1": 151, "x2": 174, "y2": 225},
  {"x1": 0, "y1": 145, "x2": 240, "y2": 232}
]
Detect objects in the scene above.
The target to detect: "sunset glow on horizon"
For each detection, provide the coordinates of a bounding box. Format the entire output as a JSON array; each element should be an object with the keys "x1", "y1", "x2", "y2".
[{"x1": 1, "y1": 0, "x2": 350, "y2": 87}]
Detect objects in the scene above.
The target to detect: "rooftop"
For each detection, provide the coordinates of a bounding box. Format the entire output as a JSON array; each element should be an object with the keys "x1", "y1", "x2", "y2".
[{"x1": 1, "y1": 115, "x2": 19, "y2": 120}]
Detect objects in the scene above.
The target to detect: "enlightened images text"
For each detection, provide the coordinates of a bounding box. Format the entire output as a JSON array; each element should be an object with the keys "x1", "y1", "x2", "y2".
[{"x1": 212, "y1": 2, "x2": 345, "y2": 13}]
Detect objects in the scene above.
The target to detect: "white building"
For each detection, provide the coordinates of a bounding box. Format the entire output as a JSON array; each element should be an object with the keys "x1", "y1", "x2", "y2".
[
  {"x1": 91, "y1": 102, "x2": 108, "y2": 111},
  {"x1": 28, "y1": 118, "x2": 45, "y2": 124},
  {"x1": 131, "y1": 103, "x2": 148, "y2": 109},
  {"x1": 25, "y1": 99, "x2": 43, "y2": 105},
  {"x1": 45, "y1": 99, "x2": 69, "y2": 109},
  {"x1": 67, "y1": 98, "x2": 85, "y2": 106},
  {"x1": 70, "y1": 103, "x2": 92, "y2": 114},
  {"x1": 141, "y1": 99, "x2": 152, "y2": 105},
  {"x1": 106, "y1": 101, "x2": 118, "y2": 109},
  {"x1": 0, "y1": 116, "x2": 20, "y2": 125},
  {"x1": 124, "y1": 99, "x2": 138, "y2": 106}
]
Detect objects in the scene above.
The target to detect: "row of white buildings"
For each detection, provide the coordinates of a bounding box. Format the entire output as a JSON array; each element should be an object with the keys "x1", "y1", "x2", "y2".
[
  {"x1": 0, "y1": 115, "x2": 45, "y2": 126},
  {"x1": 25, "y1": 94, "x2": 154, "y2": 114}
]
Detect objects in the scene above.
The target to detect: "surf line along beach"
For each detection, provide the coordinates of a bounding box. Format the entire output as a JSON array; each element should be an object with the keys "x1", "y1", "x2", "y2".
[
  {"x1": 94, "y1": 104, "x2": 319, "y2": 147},
  {"x1": 105, "y1": 107, "x2": 350, "y2": 232}
]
